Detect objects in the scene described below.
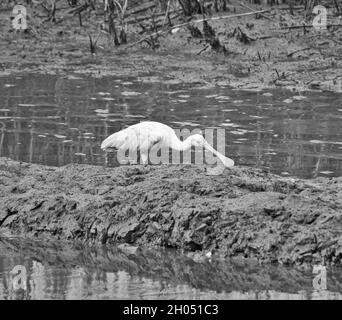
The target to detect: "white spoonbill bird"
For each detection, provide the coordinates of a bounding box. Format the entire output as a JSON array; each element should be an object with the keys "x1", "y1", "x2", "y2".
[{"x1": 101, "y1": 121, "x2": 234, "y2": 167}]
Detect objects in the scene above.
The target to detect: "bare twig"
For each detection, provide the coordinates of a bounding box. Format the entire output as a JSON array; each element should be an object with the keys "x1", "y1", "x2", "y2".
[
  {"x1": 257, "y1": 50, "x2": 262, "y2": 61},
  {"x1": 88, "y1": 33, "x2": 99, "y2": 54},
  {"x1": 162, "y1": 0, "x2": 171, "y2": 29},
  {"x1": 287, "y1": 47, "x2": 311, "y2": 57},
  {"x1": 196, "y1": 44, "x2": 209, "y2": 55},
  {"x1": 274, "y1": 68, "x2": 280, "y2": 79},
  {"x1": 125, "y1": 9, "x2": 270, "y2": 48},
  {"x1": 333, "y1": 0, "x2": 340, "y2": 14},
  {"x1": 272, "y1": 24, "x2": 342, "y2": 31},
  {"x1": 239, "y1": 3, "x2": 274, "y2": 21}
]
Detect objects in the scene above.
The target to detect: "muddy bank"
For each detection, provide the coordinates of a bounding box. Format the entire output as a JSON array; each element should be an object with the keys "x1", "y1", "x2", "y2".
[
  {"x1": 1, "y1": 2, "x2": 342, "y2": 92},
  {"x1": 0, "y1": 157, "x2": 342, "y2": 266}
]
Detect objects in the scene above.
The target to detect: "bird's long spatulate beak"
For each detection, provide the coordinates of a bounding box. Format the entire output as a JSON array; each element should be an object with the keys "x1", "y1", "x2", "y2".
[{"x1": 204, "y1": 141, "x2": 234, "y2": 167}]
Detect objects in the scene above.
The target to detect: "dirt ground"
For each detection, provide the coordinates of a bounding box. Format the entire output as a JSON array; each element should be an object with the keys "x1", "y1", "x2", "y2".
[
  {"x1": 0, "y1": 157, "x2": 342, "y2": 266},
  {"x1": 0, "y1": 1, "x2": 342, "y2": 92}
]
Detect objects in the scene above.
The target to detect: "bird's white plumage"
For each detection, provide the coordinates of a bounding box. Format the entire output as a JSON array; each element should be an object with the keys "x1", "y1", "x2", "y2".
[
  {"x1": 101, "y1": 121, "x2": 234, "y2": 167},
  {"x1": 101, "y1": 122, "x2": 171, "y2": 150}
]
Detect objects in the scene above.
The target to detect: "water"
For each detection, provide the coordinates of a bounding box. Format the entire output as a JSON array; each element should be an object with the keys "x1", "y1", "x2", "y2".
[
  {"x1": 1, "y1": 237, "x2": 342, "y2": 300},
  {"x1": 0, "y1": 73, "x2": 342, "y2": 300},
  {"x1": 0, "y1": 73, "x2": 341, "y2": 178}
]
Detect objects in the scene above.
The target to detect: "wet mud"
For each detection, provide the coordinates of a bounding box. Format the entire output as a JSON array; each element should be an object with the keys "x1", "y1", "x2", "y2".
[
  {"x1": 1, "y1": 157, "x2": 342, "y2": 266},
  {"x1": 0, "y1": 2, "x2": 342, "y2": 92}
]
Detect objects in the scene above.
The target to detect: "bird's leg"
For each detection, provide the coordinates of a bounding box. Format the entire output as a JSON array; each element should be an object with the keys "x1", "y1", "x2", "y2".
[
  {"x1": 128, "y1": 159, "x2": 138, "y2": 165},
  {"x1": 140, "y1": 152, "x2": 148, "y2": 167}
]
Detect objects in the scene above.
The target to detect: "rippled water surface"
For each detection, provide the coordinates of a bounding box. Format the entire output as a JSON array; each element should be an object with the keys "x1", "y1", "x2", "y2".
[
  {"x1": 1, "y1": 237, "x2": 342, "y2": 300},
  {"x1": 0, "y1": 73, "x2": 341, "y2": 178},
  {"x1": 1, "y1": 74, "x2": 342, "y2": 300}
]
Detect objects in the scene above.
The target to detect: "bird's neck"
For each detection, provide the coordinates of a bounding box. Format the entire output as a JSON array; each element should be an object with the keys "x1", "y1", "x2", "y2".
[{"x1": 171, "y1": 136, "x2": 192, "y2": 151}]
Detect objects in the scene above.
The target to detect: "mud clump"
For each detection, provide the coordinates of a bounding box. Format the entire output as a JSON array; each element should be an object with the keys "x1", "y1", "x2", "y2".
[{"x1": 0, "y1": 157, "x2": 342, "y2": 266}]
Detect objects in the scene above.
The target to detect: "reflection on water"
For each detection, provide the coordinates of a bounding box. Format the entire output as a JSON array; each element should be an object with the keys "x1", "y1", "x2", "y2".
[
  {"x1": 1, "y1": 74, "x2": 342, "y2": 299},
  {"x1": 1, "y1": 237, "x2": 342, "y2": 300},
  {"x1": 0, "y1": 74, "x2": 341, "y2": 178}
]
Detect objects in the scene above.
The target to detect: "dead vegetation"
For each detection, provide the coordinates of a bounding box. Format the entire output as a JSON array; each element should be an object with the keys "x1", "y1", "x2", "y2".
[
  {"x1": 2, "y1": 0, "x2": 342, "y2": 54},
  {"x1": 0, "y1": 0, "x2": 342, "y2": 91}
]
